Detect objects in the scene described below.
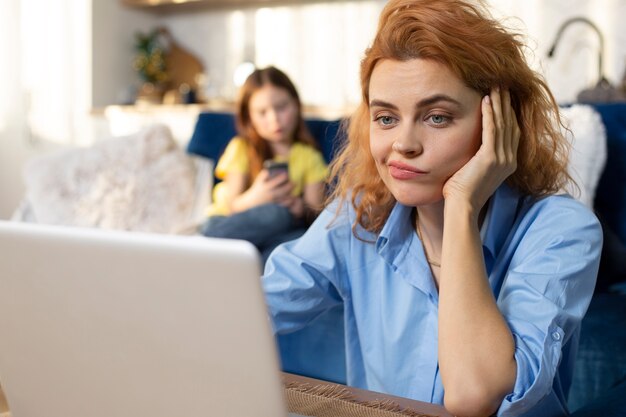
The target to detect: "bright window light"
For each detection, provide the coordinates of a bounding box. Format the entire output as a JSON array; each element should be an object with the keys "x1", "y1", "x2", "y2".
[{"x1": 233, "y1": 62, "x2": 256, "y2": 87}]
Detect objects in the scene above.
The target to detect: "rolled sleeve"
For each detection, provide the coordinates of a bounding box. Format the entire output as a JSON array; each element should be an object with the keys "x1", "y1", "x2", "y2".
[
  {"x1": 495, "y1": 198, "x2": 602, "y2": 416},
  {"x1": 498, "y1": 319, "x2": 564, "y2": 415}
]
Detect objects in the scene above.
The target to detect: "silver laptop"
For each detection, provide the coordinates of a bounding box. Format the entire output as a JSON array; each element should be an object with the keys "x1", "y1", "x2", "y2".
[{"x1": 0, "y1": 221, "x2": 296, "y2": 417}]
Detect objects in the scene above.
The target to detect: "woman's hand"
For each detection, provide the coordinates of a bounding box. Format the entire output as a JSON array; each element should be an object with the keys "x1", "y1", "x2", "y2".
[{"x1": 442, "y1": 88, "x2": 520, "y2": 212}]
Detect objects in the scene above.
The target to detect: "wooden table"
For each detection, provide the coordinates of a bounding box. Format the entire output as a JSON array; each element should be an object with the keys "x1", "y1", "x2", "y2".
[{"x1": 283, "y1": 373, "x2": 453, "y2": 417}]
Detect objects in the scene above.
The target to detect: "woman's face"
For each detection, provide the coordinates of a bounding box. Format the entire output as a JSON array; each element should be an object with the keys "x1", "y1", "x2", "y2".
[
  {"x1": 248, "y1": 84, "x2": 299, "y2": 144},
  {"x1": 368, "y1": 58, "x2": 483, "y2": 207}
]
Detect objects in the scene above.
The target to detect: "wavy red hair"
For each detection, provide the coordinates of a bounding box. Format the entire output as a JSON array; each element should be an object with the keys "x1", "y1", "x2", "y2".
[{"x1": 328, "y1": 0, "x2": 571, "y2": 235}]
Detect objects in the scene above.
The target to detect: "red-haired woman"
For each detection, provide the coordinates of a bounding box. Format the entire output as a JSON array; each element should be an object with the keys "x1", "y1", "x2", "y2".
[{"x1": 262, "y1": 1, "x2": 602, "y2": 416}]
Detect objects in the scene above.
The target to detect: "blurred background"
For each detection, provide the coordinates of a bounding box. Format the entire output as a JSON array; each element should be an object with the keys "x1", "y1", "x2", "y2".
[{"x1": 1, "y1": 0, "x2": 625, "y2": 219}]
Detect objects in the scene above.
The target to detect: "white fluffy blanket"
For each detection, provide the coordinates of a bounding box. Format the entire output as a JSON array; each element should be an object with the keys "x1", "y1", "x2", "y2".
[{"x1": 23, "y1": 124, "x2": 203, "y2": 234}]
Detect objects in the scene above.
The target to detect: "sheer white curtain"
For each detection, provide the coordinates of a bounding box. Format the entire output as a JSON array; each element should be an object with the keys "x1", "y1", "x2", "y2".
[
  {"x1": 0, "y1": 0, "x2": 90, "y2": 218},
  {"x1": 0, "y1": 0, "x2": 29, "y2": 218},
  {"x1": 252, "y1": 1, "x2": 384, "y2": 109},
  {"x1": 0, "y1": 0, "x2": 90, "y2": 145},
  {"x1": 0, "y1": 0, "x2": 23, "y2": 136}
]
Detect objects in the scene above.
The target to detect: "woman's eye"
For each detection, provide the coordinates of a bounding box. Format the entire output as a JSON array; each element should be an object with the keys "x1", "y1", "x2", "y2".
[
  {"x1": 427, "y1": 114, "x2": 450, "y2": 126},
  {"x1": 376, "y1": 115, "x2": 396, "y2": 126},
  {"x1": 430, "y1": 115, "x2": 447, "y2": 124}
]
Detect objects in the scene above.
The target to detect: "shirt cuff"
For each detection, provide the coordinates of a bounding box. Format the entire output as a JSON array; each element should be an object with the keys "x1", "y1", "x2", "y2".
[{"x1": 497, "y1": 324, "x2": 564, "y2": 416}]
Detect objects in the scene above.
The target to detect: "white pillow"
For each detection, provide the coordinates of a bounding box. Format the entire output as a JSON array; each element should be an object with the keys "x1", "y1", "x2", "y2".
[
  {"x1": 22, "y1": 124, "x2": 212, "y2": 234},
  {"x1": 560, "y1": 104, "x2": 607, "y2": 208}
]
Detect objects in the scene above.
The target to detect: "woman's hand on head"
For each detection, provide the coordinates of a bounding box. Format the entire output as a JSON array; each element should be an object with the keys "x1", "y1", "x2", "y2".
[{"x1": 442, "y1": 88, "x2": 520, "y2": 212}]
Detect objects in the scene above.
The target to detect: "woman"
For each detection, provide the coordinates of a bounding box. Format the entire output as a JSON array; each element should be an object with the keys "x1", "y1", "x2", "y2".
[
  {"x1": 201, "y1": 66, "x2": 328, "y2": 263},
  {"x1": 262, "y1": 1, "x2": 602, "y2": 416}
]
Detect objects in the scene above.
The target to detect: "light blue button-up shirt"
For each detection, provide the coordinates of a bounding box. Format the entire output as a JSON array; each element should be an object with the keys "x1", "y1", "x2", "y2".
[{"x1": 263, "y1": 184, "x2": 602, "y2": 416}]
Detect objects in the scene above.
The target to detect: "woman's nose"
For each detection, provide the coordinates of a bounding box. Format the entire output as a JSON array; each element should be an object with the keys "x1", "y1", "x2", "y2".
[{"x1": 392, "y1": 131, "x2": 422, "y2": 157}]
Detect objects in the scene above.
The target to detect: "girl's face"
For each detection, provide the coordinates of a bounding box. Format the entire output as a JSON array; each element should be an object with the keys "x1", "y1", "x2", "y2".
[
  {"x1": 248, "y1": 84, "x2": 299, "y2": 144},
  {"x1": 368, "y1": 58, "x2": 483, "y2": 207}
]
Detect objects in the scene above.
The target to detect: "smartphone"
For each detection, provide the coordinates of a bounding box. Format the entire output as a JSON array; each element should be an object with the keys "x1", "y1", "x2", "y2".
[{"x1": 264, "y1": 160, "x2": 289, "y2": 178}]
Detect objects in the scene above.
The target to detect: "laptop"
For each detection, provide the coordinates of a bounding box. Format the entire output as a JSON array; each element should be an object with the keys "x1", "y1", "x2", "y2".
[{"x1": 0, "y1": 221, "x2": 303, "y2": 417}]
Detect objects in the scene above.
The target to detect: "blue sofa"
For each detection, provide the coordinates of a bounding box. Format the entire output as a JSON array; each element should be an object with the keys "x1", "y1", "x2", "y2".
[
  {"x1": 568, "y1": 103, "x2": 626, "y2": 415},
  {"x1": 187, "y1": 103, "x2": 626, "y2": 414}
]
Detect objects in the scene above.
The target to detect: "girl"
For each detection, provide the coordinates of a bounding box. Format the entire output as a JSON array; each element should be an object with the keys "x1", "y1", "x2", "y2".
[
  {"x1": 201, "y1": 66, "x2": 328, "y2": 263},
  {"x1": 262, "y1": 1, "x2": 602, "y2": 417}
]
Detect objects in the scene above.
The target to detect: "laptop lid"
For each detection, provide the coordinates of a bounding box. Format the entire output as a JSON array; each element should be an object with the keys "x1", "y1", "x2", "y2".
[{"x1": 0, "y1": 221, "x2": 288, "y2": 417}]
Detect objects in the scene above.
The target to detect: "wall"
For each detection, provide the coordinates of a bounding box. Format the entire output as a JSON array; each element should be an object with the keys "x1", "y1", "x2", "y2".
[
  {"x1": 97, "y1": 0, "x2": 626, "y2": 108},
  {"x1": 95, "y1": 1, "x2": 385, "y2": 108},
  {"x1": 92, "y1": 0, "x2": 160, "y2": 107},
  {"x1": 489, "y1": 0, "x2": 626, "y2": 103}
]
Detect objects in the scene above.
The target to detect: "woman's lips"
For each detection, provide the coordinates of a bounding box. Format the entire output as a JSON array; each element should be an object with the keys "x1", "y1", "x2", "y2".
[{"x1": 388, "y1": 161, "x2": 427, "y2": 180}]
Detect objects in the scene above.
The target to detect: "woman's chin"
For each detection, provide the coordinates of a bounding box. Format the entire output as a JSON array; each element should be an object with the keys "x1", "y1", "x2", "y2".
[
  {"x1": 379, "y1": 174, "x2": 444, "y2": 207},
  {"x1": 391, "y1": 188, "x2": 444, "y2": 207}
]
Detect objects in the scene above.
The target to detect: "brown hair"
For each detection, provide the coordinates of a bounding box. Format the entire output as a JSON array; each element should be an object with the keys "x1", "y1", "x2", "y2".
[
  {"x1": 328, "y1": 0, "x2": 571, "y2": 234},
  {"x1": 236, "y1": 66, "x2": 317, "y2": 179}
]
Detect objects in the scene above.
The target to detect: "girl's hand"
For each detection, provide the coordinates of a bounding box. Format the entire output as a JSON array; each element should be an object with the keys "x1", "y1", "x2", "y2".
[
  {"x1": 442, "y1": 88, "x2": 520, "y2": 212},
  {"x1": 280, "y1": 195, "x2": 305, "y2": 219},
  {"x1": 244, "y1": 169, "x2": 295, "y2": 207}
]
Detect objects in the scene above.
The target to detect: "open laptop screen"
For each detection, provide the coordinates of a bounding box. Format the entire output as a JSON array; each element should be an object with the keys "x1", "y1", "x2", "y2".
[{"x1": 0, "y1": 221, "x2": 288, "y2": 417}]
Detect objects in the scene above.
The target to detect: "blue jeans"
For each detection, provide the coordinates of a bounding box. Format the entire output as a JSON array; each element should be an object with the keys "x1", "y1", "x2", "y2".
[{"x1": 200, "y1": 203, "x2": 306, "y2": 264}]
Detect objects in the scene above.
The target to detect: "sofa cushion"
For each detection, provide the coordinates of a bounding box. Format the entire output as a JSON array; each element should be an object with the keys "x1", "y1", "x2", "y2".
[
  {"x1": 186, "y1": 112, "x2": 343, "y2": 165},
  {"x1": 592, "y1": 103, "x2": 626, "y2": 246},
  {"x1": 568, "y1": 293, "x2": 626, "y2": 412},
  {"x1": 22, "y1": 124, "x2": 210, "y2": 234},
  {"x1": 186, "y1": 112, "x2": 237, "y2": 166},
  {"x1": 570, "y1": 378, "x2": 626, "y2": 417}
]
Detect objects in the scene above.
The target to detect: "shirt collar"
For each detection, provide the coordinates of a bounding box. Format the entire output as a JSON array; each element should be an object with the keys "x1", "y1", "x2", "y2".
[
  {"x1": 376, "y1": 203, "x2": 414, "y2": 257},
  {"x1": 376, "y1": 203, "x2": 438, "y2": 300},
  {"x1": 376, "y1": 183, "x2": 523, "y2": 271},
  {"x1": 481, "y1": 183, "x2": 524, "y2": 261}
]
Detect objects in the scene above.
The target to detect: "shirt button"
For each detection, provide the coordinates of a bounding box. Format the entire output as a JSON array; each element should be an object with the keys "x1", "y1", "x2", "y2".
[{"x1": 551, "y1": 331, "x2": 561, "y2": 341}]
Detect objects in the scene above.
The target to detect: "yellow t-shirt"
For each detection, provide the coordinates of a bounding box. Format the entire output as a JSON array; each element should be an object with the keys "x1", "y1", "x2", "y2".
[{"x1": 208, "y1": 137, "x2": 328, "y2": 216}]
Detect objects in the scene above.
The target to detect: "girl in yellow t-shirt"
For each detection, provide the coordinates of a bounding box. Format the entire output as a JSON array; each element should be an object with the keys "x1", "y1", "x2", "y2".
[{"x1": 201, "y1": 66, "x2": 328, "y2": 263}]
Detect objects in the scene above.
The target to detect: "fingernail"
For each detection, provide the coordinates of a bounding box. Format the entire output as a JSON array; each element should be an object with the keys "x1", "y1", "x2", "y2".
[{"x1": 484, "y1": 95, "x2": 491, "y2": 104}]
